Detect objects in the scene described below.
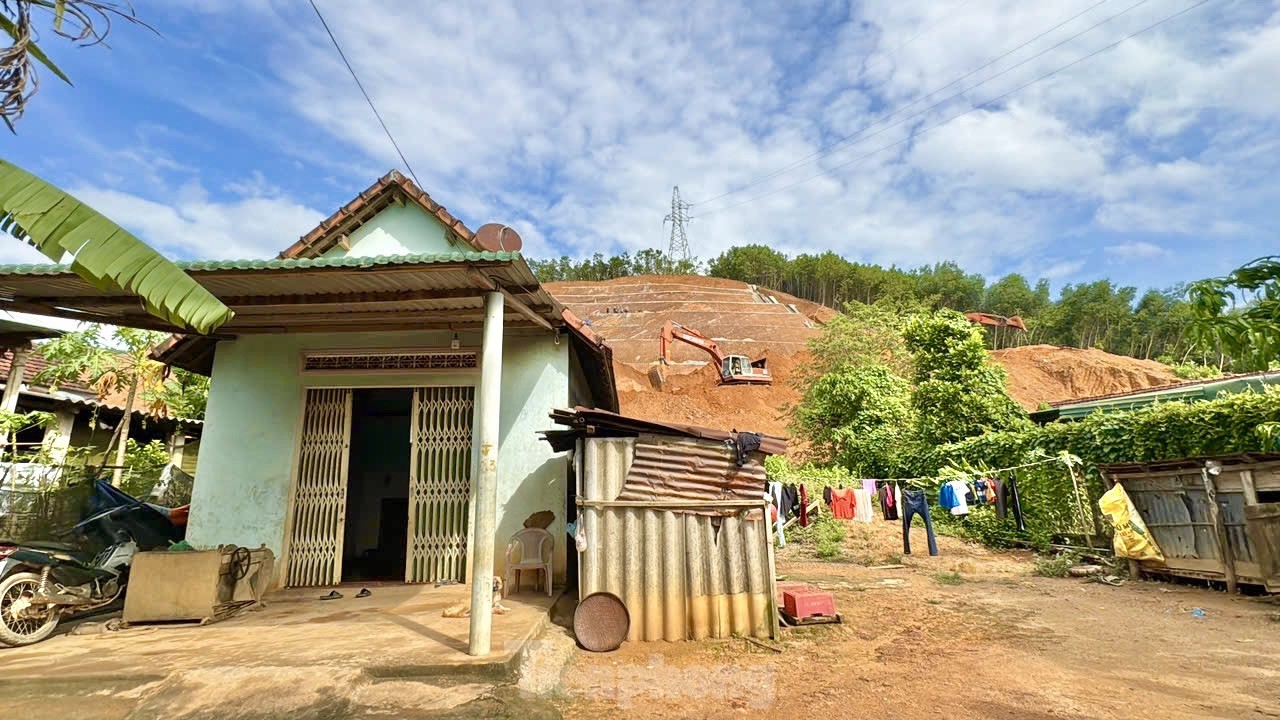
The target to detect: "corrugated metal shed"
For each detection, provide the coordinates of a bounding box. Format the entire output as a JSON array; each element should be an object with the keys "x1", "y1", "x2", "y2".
[
  {"x1": 1101, "y1": 453, "x2": 1280, "y2": 592},
  {"x1": 552, "y1": 408, "x2": 782, "y2": 642}
]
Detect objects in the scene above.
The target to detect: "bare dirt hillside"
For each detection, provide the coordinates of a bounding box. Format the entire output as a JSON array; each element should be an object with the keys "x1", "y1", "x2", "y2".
[
  {"x1": 546, "y1": 276, "x2": 1182, "y2": 433},
  {"x1": 992, "y1": 344, "x2": 1183, "y2": 410}
]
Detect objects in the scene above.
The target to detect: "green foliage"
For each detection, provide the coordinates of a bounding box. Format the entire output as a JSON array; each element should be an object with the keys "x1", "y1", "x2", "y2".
[
  {"x1": 792, "y1": 364, "x2": 914, "y2": 477},
  {"x1": 790, "y1": 510, "x2": 847, "y2": 560},
  {"x1": 903, "y1": 310, "x2": 1027, "y2": 447},
  {"x1": 932, "y1": 571, "x2": 965, "y2": 585},
  {"x1": 0, "y1": 160, "x2": 232, "y2": 331},
  {"x1": 926, "y1": 387, "x2": 1280, "y2": 547},
  {"x1": 1188, "y1": 255, "x2": 1280, "y2": 371},
  {"x1": 146, "y1": 368, "x2": 210, "y2": 420},
  {"x1": 119, "y1": 438, "x2": 169, "y2": 498},
  {"x1": 1164, "y1": 360, "x2": 1222, "y2": 380},
  {"x1": 0, "y1": 409, "x2": 56, "y2": 460},
  {"x1": 1033, "y1": 552, "x2": 1080, "y2": 578},
  {"x1": 529, "y1": 249, "x2": 698, "y2": 282},
  {"x1": 765, "y1": 456, "x2": 856, "y2": 494}
]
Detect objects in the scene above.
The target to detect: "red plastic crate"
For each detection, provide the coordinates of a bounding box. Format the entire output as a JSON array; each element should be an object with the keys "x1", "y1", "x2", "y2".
[{"x1": 782, "y1": 588, "x2": 836, "y2": 619}]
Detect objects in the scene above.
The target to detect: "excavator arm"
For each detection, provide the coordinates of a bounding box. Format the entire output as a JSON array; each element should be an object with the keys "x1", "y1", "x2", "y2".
[{"x1": 659, "y1": 320, "x2": 725, "y2": 365}]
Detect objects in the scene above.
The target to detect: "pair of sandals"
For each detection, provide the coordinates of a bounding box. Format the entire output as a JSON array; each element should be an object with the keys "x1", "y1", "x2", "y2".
[{"x1": 319, "y1": 588, "x2": 372, "y2": 600}]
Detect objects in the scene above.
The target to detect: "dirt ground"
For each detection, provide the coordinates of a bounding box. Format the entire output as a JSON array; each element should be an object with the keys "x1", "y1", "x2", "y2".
[
  {"x1": 992, "y1": 344, "x2": 1183, "y2": 410},
  {"x1": 556, "y1": 522, "x2": 1280, "y2": 720}
]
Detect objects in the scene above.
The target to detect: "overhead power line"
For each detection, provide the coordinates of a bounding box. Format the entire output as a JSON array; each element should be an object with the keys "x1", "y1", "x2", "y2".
[
  {"x1": 694, "y1": 0, "x2": 1211, "y2": 219},
  {"x1": 307, "y1": 0, "x2": 421, "y2": 188},
  {"x1": 690, "y1": 0, "x2": 1123, "y2": 208}
]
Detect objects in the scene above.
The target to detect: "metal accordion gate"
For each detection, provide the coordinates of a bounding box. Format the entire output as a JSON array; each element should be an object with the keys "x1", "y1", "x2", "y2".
[
  {"x1": 285, "y1": 388, "x2": 353, "y2": 587},
  {"x1": 407, "y1": 386, "x2": 475, "y2": 583}
]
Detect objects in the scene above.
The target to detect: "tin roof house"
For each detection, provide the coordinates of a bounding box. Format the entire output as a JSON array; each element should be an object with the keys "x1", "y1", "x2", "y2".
[{"x1": 0, "y1": 172, "x2": 617, "y2": 654}]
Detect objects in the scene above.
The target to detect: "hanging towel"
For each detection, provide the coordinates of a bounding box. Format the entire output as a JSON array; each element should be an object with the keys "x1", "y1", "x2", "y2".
[
  {"x1": 799, "y1": 484, "x2": 810, "y2": 527},
  {"x1": 734, "y1": 432, "x2": 762, "y2": 466}
]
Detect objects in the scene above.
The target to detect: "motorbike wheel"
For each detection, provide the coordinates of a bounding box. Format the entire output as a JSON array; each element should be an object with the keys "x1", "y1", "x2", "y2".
[{"x1": 0, "y1": 572, "x2": 61, "y2": 646}]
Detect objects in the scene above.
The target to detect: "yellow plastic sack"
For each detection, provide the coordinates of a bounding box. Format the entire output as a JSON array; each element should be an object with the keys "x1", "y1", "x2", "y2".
[{"x1": 1098, "y1": 484, "x2": 1164, "y2": 562}]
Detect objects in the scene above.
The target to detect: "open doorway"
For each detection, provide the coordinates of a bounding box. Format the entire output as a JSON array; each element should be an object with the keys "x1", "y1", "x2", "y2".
[{"x1": 341, "y1": 388, "x2": 412, "y2": 582}]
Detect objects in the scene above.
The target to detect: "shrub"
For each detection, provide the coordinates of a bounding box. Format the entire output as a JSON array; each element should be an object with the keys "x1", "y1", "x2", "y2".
[
  {"x1": 1033, "y1": 552, "x2": 1079, "y2": 578},
  {"x1": 933, "y1": 571, "x2": 965, "y2": 585}
]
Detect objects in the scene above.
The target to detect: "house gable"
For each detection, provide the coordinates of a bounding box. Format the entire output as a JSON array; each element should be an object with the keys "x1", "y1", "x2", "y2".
[
  {"x1": 278, "y1": 170, "x2": 477, "y2": 259},
  {"x1": 322, "y1": 202, "x2": 458, "y2": 259}
]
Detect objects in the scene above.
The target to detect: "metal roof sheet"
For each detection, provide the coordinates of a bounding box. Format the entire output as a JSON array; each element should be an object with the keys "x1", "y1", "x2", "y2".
[{"x1": 1046, "y1": 371, "x2": 1280, "y2": 420}]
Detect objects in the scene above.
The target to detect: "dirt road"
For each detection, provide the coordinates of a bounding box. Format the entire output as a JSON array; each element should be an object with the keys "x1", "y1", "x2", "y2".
[{"x1": 557, "y1": 522, "x2": 1280, "y2": 720}]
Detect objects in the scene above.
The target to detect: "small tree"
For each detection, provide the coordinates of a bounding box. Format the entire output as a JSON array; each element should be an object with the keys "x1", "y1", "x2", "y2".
[
  {"x1": 903, "y1": 310, "x2": 1027, "y2": 446},
  {"x1": 35, "y1": 325, "x2": 170, "y2": 486},
  {"x1": 792, "y1": 364, "x2": 914, "y2": 477}
]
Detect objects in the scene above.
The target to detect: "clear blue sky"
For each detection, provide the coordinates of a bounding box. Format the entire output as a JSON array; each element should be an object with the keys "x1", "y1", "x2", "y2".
[{"x1": 2, "y1": 0, "x2": 1276, "y2": 298}]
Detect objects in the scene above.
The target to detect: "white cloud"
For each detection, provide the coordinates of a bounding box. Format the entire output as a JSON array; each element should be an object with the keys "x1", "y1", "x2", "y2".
[
  {"x1": 910, "y1": 103, "x2": 1108, "y2": 193},
  {"x1": 69, "y1": 182, "x2": 324, "y2": 261},
  {"x1": 1105, "y1": 241, "x2": 1166, "y2": 259},
  {"x1": 44, "y1": 0, "x2": 1279, "y2": 291}
]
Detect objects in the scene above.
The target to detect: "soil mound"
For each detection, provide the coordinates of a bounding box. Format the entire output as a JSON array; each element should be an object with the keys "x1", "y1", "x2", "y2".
[
  {"x1": 547, "y1": 276, "x2": 1182, "y2": 433},
  {"x1": 991, "y1": 344, "x2": 1182, "y2": 410}
]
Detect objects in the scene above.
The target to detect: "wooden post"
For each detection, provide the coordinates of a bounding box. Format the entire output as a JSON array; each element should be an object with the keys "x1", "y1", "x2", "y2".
[
  {"x1": 1200, "y1": 466, "x2": 1237, "y2": 594},
  {"x1": 1066, "y1": 462, "x2": 1096, "y2": 550},
  {"x1": 1240, "y1": 469, "x2": 1259, "y2": 506}
]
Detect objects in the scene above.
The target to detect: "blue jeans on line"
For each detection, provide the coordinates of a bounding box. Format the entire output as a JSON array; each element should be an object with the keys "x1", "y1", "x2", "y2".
[{"x1": 901, "y1": 489, "x2": 938, "y2": 556}]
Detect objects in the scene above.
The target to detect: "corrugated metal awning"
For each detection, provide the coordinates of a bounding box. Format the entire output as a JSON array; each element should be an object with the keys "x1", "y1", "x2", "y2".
[
  {"x1": 0, "y1": 251, "x2": 561, "y2": 335},
  {"x1": 546, "y1": 406, "x2": 787, "y2": 455}
]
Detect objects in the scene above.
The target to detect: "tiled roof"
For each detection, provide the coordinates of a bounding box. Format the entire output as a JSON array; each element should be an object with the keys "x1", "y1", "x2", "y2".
[{"x1": 277, "y1": 170, "x2": 478, "y2": 260}]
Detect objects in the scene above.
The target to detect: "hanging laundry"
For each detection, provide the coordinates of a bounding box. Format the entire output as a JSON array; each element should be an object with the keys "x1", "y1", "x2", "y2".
[
  {"x1": 1006, "y1": 475, "x2": 1026, "y2": 532},
  {"x1": 769, "y1": 481, "x2": 787, "y2": 547},
  {"x1": 946, "y1": 479, "x2": 971, "y2": 516},
  {"x1": 901, "y1": 488, "x2": 939, "y2": 556},
  {"x1": 938, "y1": 482, "x2": 956, "y2": 510},
  {"x1": 734, "y1": 432, "x2": 762, "y2": 466},
  {"x1": 862, "y1": 479, "x2": 876, "y2": 497},
  {"x1": 972, "y1": 478, "x2": 989, "y2": 506},
  {"x1": 878, "y1": 483, "x2": 898, "y2": 521},
  {"x1": 823, "y1": 485, "x2": 833, "y2": 507},
  {"x1": 853, "y1": 489, "x2": 874, "y2": 522},
  {"x1": 798, "y1": 484, "x2": 810, "y2": 527},
  {"x1": 963, "y1": 481, "x2": 978, "y2": 506},
  {"x1": 781, "y1": 484, "x2": 800, "y2": 520},
  {"x1": 831, "y1": 487, "x2": 856, "y2": 520}
]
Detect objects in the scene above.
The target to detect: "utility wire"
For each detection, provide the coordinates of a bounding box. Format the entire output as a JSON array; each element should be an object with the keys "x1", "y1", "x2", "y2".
[
  {"x1": 692, "y1": 0, "x2": 1124, "y2": 208},
  {"x1": 307, "y1": 0, "x2": 421, "y2": 187},
  {"x1": 694, "y1": 0, "x2": 1208, "y2": 218}
]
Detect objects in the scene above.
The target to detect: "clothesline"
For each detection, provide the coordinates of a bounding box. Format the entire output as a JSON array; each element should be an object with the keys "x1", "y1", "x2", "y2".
[{"x1": 786, "y1": 455, "x2": 1070, "y2": 487}]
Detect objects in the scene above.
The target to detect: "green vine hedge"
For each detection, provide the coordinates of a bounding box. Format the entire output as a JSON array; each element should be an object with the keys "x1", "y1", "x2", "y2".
[{"x1": 924, "y1": 387, "x2": 1280, "y2": 548}]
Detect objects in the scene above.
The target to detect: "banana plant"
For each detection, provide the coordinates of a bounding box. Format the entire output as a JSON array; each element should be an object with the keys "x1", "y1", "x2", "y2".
[{"x1": 0, "y1": 159, "x2": 234, "y2": 334}]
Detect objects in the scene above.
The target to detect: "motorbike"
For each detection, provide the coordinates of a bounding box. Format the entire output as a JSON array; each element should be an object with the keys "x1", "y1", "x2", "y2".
[{"x1": 0, "y1": 480, "x2": 183, "y2": 647}]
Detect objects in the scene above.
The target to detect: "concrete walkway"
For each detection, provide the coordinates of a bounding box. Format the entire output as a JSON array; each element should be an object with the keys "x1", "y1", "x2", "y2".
[{"x1": 0, "y1": 584, "x2": 562, "y2": 719}]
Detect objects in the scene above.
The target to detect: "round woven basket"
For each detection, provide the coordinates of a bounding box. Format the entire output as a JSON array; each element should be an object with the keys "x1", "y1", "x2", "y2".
[{"x1": 573, "y1": 592, "x2": 630, "y2": 652}]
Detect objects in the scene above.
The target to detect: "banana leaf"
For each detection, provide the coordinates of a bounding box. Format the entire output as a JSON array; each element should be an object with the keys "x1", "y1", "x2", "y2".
[{"x1": 0, "y1": 159, "x2": 234, "y2": 334}]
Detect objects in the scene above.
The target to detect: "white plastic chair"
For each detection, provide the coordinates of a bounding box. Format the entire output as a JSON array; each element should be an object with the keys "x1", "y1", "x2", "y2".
[{"x1": 504, "y1": 527, "x2": 554, "y2": 597}]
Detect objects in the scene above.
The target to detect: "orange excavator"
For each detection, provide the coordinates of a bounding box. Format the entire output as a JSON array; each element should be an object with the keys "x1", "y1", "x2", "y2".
[
  {"x1": 657, "y1": 320, "x2": 772, "y2": 385},
  {"x1": 964, "y1": 312, "x2": 1027, "y2": 332}
]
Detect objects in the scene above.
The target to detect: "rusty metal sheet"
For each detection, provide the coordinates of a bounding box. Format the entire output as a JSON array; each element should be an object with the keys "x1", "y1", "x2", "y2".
[{"x1": 615, "y1": 434, "x2": 766, "y2": 504}]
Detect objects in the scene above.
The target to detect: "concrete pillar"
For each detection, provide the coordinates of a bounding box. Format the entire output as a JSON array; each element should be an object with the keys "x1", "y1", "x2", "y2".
[
  {"x1": 468, "y1": 291, "x2": 503, "y2": 656},
  {"x1": 0, "y1": 346, "x2": 31, "y2": 448},
  {"x1": 41, "y1": 409, "x2": 77, "y2": 465}
]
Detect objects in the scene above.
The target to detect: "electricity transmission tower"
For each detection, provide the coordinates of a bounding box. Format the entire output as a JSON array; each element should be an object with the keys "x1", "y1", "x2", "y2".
[{"x1": 663, "y1": 185, "x2": 691, "y2": 262}]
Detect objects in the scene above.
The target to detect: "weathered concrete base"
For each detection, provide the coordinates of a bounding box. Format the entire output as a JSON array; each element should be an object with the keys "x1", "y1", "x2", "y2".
[{"x1": 0, "y1": 583, "x2": 564, "y2": 719}]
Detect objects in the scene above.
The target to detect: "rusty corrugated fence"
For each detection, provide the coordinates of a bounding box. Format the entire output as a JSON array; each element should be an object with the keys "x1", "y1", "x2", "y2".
[{"x1": 577, "y1": 437, "x2": 778, "y2": 641}]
